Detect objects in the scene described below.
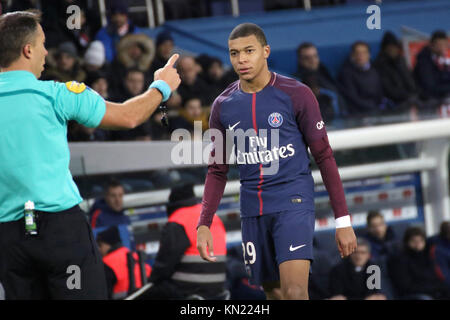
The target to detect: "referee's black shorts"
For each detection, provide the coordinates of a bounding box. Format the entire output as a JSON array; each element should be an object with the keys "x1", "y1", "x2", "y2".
[{"x1": 0, "y1": 205, "x2": 107, "y2": 300}]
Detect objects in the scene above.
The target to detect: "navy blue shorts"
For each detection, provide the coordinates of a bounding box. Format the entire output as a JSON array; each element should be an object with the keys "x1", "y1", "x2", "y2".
[{"x1": 240, "y1": 209, "x2": 315, "y2": 285}]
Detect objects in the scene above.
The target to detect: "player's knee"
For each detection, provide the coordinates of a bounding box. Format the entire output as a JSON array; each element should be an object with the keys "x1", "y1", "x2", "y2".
[{"x1": 282, "y1": 283, "x2": 308, "y2": 300}]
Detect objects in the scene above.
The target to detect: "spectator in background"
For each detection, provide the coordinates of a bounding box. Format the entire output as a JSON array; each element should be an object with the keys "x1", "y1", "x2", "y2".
[
  {"x1": 109, "y1": 33, "x2": 155, "y2": 92},
  {"x1": 95, "y1": 0, "x2": 143, "y2": 63},
  {"x1": 150, "y1": 30, "x2": 175, "y2": 75},
  {"x1": 414, "y1": 30, "x2": 450, "y2": 101},
  {"x1": 177, "y1": 55, "x2": 214, "y2": 106},
  {"x1": 137, "y1": 184, "x2": 227, "y2": 300},
  {"x1": 225, "y1": 244, "x2": 266, "y2": 300},
  {"x1": 83, "y1": 40, "x2": 107, "y2": 73},
  {"x1": 196, "y1": 54, "x2": 236, "y2": 99},
  {"x1": 170, "y1": 97, "x2": 210, "y2": 136},
  {"x1": 97, "y1": 226, "x2": 151, "y2": 300},
  {"x1": 294, "y1": 42, "x2": 347, "y2": 117},
  {"x1": 42, "y1": 41, "x2": 86, "y2": 82},
  {"x1": 40, "y1": 0, "x2": 100, "y2": 53},
  {"x1": 90, "y1": 179, "x2": 130, "y2": 229},
  {"x1": 148, "y1": 31, "x2": 182, "y2": 109},
  {"x1": 110, "y1": 68, "x2": 152, "y2": 141},
  {"x1": 308, "y1": 237, "x2": 337, "y2": 300},
  {"x1": 388, "y1": 226, "x2": 450, "y2": 299},
  {"x1": 374, "y1": 31, "x2": 422, "y2": 111},
  {"x1": 430, "y1": 221, "x2": 450, "y2": 290},
  {"x1": 363, "y1": 210, "x2": 398, "y2": 262},
  {"x1": 301, "y1": 73, "x2": 337, "y2": 123},
  {"x1": 338, "y1": 41, "x2": 392, "y2": 116},
  {"x1": 329, "y1": 238, "x2": 387, "y2": 300},
  {"x1": 85, "y1": 70, "x2": 110, "y2": 99}
]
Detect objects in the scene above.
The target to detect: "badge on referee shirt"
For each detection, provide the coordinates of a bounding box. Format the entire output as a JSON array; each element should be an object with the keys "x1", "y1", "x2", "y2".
[{"x1": 65, "y1": 81, "x2": 86, "y2": 94}]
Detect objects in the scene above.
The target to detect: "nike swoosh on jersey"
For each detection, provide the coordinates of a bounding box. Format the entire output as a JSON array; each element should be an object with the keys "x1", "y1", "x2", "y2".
[
  {"x1": 289, "y1": 244, "x2": 306, "y2": 252},
  {"x1": 228, "y1": 121, "x2": 240, "y2": 131}
]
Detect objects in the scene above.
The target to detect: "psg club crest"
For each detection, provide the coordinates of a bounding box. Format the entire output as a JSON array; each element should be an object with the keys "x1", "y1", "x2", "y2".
[{"x1": 268, "y1": 112, "x2": 283, "y2": 128}]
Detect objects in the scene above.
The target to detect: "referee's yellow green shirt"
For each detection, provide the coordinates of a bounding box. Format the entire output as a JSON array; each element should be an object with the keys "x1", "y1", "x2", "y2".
[{"x1": 0, "y1": 70, "x2": 106, "y2": 222}]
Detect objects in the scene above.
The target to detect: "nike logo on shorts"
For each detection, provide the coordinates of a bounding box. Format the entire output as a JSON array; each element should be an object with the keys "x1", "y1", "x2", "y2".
[{"x1": 289, "y1": 244, "x2": 306, "y2": 252}]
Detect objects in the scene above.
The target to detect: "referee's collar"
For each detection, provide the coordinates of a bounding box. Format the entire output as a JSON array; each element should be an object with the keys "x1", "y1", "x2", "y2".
[{"x1": 0, "y1": 70, "x2": 37, "y2": 80}]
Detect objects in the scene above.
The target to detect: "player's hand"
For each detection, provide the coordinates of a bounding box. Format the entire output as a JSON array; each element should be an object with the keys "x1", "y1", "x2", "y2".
[
  {"x1": 197, "y1": 225, "x2": 217, "y2": 262},
  {"x1": 153, "y1": 54, "x2": 181, "y2": 92},
  {"x1": 335, "y1": 226, "x2": 357, "y2": 258}
]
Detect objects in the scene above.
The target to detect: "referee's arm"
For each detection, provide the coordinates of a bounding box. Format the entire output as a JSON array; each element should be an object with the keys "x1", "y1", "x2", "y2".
[{"x1": 99, "y1": 54, "x2": 180, "y2": 130}]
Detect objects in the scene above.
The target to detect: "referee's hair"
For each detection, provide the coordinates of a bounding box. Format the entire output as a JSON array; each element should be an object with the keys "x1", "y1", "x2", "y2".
[
  {"x1": 229, "y1": 23, "x2": 267, "y2": 47},
  {"x1": 0, "y1": 9, "x2": 42, "y2": 68}
]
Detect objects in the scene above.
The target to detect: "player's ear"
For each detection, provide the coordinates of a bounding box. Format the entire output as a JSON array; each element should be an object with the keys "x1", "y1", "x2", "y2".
[{"x1": 263, "y1": 45, "x2": 271, "y2": 59}]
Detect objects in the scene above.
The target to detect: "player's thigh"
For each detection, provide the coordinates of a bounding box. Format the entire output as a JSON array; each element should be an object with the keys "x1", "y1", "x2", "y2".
[{"x1": 279, "y1": 259, "x2": 311, "y2": 289}]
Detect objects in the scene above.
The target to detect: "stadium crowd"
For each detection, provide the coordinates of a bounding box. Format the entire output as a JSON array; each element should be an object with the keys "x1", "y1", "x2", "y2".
[{"x1": 2, "y1": 0, "x2": 449, "y2": 142}]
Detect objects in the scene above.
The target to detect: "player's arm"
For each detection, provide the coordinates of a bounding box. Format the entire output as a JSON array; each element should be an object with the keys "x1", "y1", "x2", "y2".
[
  {"x1": 294, "y1": 85, "x2": 356, "y2": 258},
  {"x1": 98, "y1": 54, "x2": 180, "y2": 129},
  {"x1": 197, "y1": 99, "x2": 229, "y2": 262}
]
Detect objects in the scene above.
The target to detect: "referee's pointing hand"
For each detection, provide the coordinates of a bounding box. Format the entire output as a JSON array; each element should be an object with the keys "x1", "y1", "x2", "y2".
[{"x1": 153, "y1": 53, "x2": 181, "y2": 92}]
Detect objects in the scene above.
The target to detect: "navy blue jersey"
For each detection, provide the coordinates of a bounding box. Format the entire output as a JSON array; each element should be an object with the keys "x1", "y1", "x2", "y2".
[{"x1": 199, "y1": 72, "x2": 349, "y2": 226}]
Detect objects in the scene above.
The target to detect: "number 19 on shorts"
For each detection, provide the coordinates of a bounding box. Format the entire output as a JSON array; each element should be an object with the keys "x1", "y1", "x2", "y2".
[{"x1": 242, "y1": 241, "x2": 256, "y2": 264}]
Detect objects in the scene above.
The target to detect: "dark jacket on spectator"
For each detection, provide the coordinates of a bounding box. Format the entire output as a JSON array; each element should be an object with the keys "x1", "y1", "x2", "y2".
[
  {"x1": 363, "y1": 226, "x2": 398, "y2": 261},
  {"x1": 294, "y1": 63, "x2": 348, "y2": 117},
  {"x1": 374, "y1": 52, "x2": 419, "y2": 104},
  {"x1": 388, "y1": 246, "x2": 450, "y2": 299},
  {"x1": 338, "y1": 59, "x2": 385, "y2": 115},
  {"x1": 177, "y1": 77, "x2": 215, "y2": 107},
  {"x1": 89, "y1": 199, "x2": 130, "y2": 228},
  {"x1": 414, "y1": 46, "x2": 450, "y2": 99},
  {"x1": 430, "y1": 236, "x2": 450, "y2": 288},
  {"x1": 329, "y1": 258, "x2": 381, "y2": 299}
]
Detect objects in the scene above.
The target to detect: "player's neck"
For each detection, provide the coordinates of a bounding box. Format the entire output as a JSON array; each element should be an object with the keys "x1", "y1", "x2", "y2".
[{"x1": 240, "y1": 69, "x2": 272, "y2": 93}]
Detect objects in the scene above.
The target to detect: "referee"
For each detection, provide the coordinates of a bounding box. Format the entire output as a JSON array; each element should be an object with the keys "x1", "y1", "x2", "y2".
[{"x1": 0, "y1": 10, "x2": 180, "y2": 299}]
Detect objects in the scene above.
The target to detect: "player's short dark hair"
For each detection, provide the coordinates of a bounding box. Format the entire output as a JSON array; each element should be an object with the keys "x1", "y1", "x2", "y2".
[
  {"x1": 297, "y1": 42, "x2": 316, "y2": 57},
  {"x1": 351, "y1": 40, "x2": 370, "y2": 53},
  {"x1": 403, "y1": 226, "x2": 426, "y2": 247},
  {"x1": 229, "y1": 23, "x2": 267, "y2": 47},
  {"x1": 0, "y1": 10, "x2": 42, "y2": 68},
  {"x1": 430, "y1": 30, "x2": 447, "y2": 43},
  {"x1": 105, "y1": 178, "x2": 124, "y2": 193},
  {"x1": 356, "y1": 237, "x2": 371, "y2": 252},
  {"x1": 366, "y1": 210, "x2": 384, "y2": 226}
]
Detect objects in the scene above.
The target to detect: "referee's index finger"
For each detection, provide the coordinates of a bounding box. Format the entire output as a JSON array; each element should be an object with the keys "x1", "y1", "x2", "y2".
[{"x1": 165, "y1": 53, "x2": 179, "y2": 68}]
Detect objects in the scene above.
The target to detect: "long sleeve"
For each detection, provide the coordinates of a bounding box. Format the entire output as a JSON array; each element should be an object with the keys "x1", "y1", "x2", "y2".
[
  {"x1": 197, "y1": 99, "x2": 229, "y2": 228},
  {"x1": 294, "y1": 85, "x2": 349, "y2": 222}
]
